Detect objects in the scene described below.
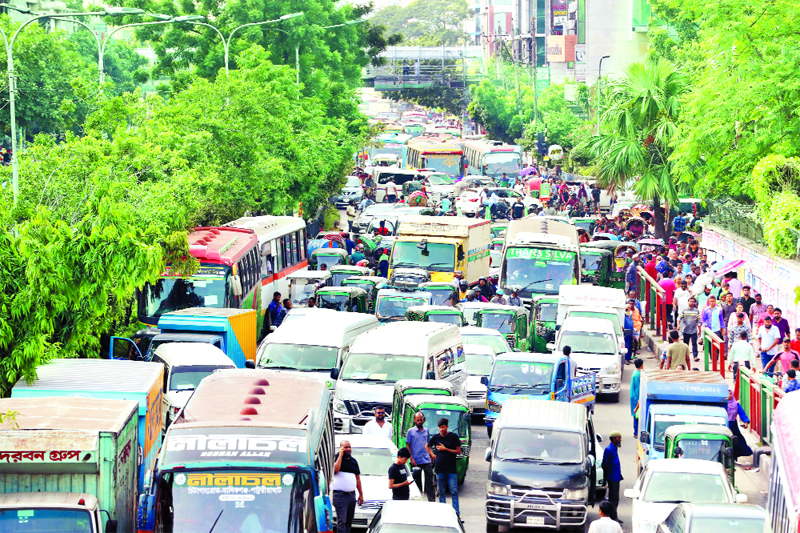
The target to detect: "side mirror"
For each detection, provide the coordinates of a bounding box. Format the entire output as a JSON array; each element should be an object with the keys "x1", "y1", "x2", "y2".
[
  {"x1": 735, "y1": 494, "x2": 748, "y2": 503},
  {"x1": 640, "y1": 431, "x2": 650, "y2": 444},
  {"x1": 330, "y1": 368, "x2": 340, "y2": 380},
  {"x1": 480, "y1": 376, "x2": 489, "y2": 386},
  {"x1": 484, "y1": 447, "x2": 492, "y2": 462},
  {"x1": 231, "y1": 274, "x2": 243, "y2": 297},
  {"x1": 674, "y1": 446, "x2": 684, "y2": 457},
  {"x1": 596, "y1": 434, "x2": 603, "y2": 443},
  {"x1": 623, "y1": 488, "x2": 640, "y2": 499},
  {"x1": 105, "y1": 520, "x2": 118, "y2": 533},
  {"x1": 245, "y1": 360, "x2": 256, "y2": 369},
  {"x1": 546, "y1": 343, "x2": 556, "y2": 351},
  {"x1": 723, "y1": 448, "x2": 733, "y2": 458},
  {"x1": 426, "y1": 371, "x2": 436, "y2": 380},
  {"x1": 555, "y1": 324, "x2": 561, "y2": 331}
]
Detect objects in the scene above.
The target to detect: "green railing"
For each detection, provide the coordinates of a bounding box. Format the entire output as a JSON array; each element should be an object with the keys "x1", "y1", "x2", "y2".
[{"x1": 736, "y1": 365, "x2": 785, "y2": 445}]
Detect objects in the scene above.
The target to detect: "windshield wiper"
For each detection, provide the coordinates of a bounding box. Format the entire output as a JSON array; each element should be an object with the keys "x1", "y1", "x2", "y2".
[
  {"x1": 208, "y1": 510, "x2": 223, "y2": 533},
  {"x1": 260, "y1": 365, "x2": 299, "y2": 370},
  {"x1": 425, "y1": 262, "x2": 454, "y2": 272},
  {"x1": 650, "y1": 500, "x2": 687, "y2": 504},
  {"x1": 346, "y1": 378, "x2": 386, "y2": 383},
  {"x1": 391, "y1": 262, "x2": 418, "y2": 268}
]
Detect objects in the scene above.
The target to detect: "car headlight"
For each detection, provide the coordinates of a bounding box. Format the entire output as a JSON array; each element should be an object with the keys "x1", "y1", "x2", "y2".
[
  {"x1": 333, "y1": 397, "x2": 348, "y2": 414},
  {"x1": 602, "y1": 364, "x2": 620, "y2": 376},
  {"x1": 635, "y1": 519, "x2": 658, "y2": 533},
  {"x1": 487, "y1": 482, "x2": 510, "y2": 496},
  {"x1": 486, "y1": 399, "x2": 502, "y2": 413},
  {"x1": 563, "y1": 488, "x2": 588, "y2": 500}
]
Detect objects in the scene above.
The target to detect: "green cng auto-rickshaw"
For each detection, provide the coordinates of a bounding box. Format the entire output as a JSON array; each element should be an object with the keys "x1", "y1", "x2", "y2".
[
  {"x1": 572, "y1": 217, "x2": 597, "y2": 235},
  {"x1": 529, "y1": 295, "x2": 559, "y2": 353},
  {"x1": 314, "y1": 286, "x2": 369, "y2": 313},
  {"x1": 329, "y1": 265, "x2": 372, "y2": 287},
  {"x1": 405, "y1": 305, "x2": 466, "y2": 326},
  {"x1": 341, "y1": 275, "x2": 387, "y2": 312},
  {"x1": 418, "y1": 282, "x2": 460, "y2": 307},
  {"x1": 310, "y1": 248, "x2": 350, "y2": 271},
  {"x1": 391, "y1": 380, "x2": 455, "y2": 444},
  {"x1": 580, "y1": 246, "x2": 613, "y2": 286},
  {"x1": 490, "y1": 222, "x2": 508, "y2": 240},
  {"x1": 287, "y1": 271, "x2": 332, "y2": 307},
  {"x1": 395, "y1": 393, "x2": 472, "y2": 484},
  {"x1": 475, "y1": 305, "x2": 529, "y2": 351},
  {"x1": 665, "y1": 424, "x2": 736, "y2": 485}
]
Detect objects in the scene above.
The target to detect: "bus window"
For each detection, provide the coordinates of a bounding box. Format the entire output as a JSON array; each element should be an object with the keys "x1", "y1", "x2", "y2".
[
  {"x1": 291, "y1": 232, "x2": 299, "y2": 265},
  {"x1": 273, "y1": 239, "x2": 283, "y2": 273}
]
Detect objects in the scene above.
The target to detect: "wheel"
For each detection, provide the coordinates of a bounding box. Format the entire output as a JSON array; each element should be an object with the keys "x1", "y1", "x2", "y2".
[
  {"x1": 608, "y1": 391, "x2": 620, "y2": 403},
  {"x1": 486, "y1": 522, "x2": 499, "y2": 533}
]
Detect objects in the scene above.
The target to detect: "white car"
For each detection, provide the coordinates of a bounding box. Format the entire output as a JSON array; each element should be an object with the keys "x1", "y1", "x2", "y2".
[
  {"x1": 458, "y1": 325, "x2": 512, "y2": 353},
  {"x1": 420, "y1": 171, "x2": 456, "y2": 201},
  {"x1": 463, "y1": 344, "x2": 496, "y2": 415},
  {"x1": 455, "y1": 189, "x2": 482, "y2": 216},
  {"x1": 334, "y1": 435, "x2": 422, "y2": 528},
  {"x1": 366, "y1": 500, "x2": 464, "y2": 533},
  {"x1": 625, "y1": 459, "x2": 747, "y2": 533}
]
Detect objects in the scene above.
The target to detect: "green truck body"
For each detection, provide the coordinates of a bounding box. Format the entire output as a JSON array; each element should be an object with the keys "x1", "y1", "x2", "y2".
[{"x1": 0, "y1": 397, "x2": 140, "y2": 533}]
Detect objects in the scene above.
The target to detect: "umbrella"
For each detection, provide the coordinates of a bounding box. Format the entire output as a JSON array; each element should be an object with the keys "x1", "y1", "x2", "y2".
[
  {"x1": 519, "y1": 167, "x2": 537, "y2": 177},
  {"x1": 712, "y1": 259, "x2": 745, "y2": 277}
]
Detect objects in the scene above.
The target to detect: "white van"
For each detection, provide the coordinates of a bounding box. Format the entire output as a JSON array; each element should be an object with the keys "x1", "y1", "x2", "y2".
[
  {"x1": 333, "y1": 322, "x2": 466, "y2": 433},
  {"x1": 551, "y1": 317, "x2": 623, "y2": 402},
  {"x1": 256, "y1": 313, "x2": 380, "y2": 387},
  {"x1": 149, "y1": 343, "x2": 237, "y2": 430}
]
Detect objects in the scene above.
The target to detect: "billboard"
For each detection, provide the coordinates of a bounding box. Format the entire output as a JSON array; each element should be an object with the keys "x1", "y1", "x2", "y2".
[
  {"x1": 575, "y1": 44, "x2": 587, "y2": 82},
  {"x1": 546, "y1": 35, "x2": 577, "y2": 63}
]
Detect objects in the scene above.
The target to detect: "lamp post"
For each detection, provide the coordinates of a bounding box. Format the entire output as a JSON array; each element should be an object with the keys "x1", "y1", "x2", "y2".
[
  {"x1": 597, "y1": 55, "x2": 610, "y2": 135},
  {"x1": 0, "y1": 5, "x2": 145, "y2": 204},
  {"x1": 100, "y1": 16, "x2": 177, "y2": 84}
]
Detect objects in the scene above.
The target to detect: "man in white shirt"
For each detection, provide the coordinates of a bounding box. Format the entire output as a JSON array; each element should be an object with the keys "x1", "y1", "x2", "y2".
[
  {"x1": 385, "y1": 179, "x2": 398, "y2": 203},
  {"x1": 362, "y1": 406, "x2": 392, "y2": 438},
  {"x1": 588, "y1": 501, "x2": 623, "y2": 533},
  {"x1": 758, "y1": 316, "x2": 783, "y2": 376}
]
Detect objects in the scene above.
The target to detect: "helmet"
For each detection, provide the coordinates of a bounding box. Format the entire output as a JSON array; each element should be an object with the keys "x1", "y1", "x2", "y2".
[
  {"x1": 459, "y1": 280, "x2": 468, "y2": 287},
  {"x1": 466, "y1": 290, "x2": 476, "y2": 298},
  {"x1": 497, "y1": 289, "x2": 504, "y2": 295}
]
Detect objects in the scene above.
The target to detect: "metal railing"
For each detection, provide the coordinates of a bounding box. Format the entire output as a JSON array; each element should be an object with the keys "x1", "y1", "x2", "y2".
[
  {"x1": 636, "y1": 266, "x2": 668, "y2": 340},
  {"x1": 702, "y1": 327, "x2": 726, "y2": 378},
  {"x1": 736, "y1": 365, "x2": 784, "y2": 445}
]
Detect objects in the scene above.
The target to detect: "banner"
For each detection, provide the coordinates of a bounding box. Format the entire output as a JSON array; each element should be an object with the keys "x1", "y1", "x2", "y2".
[{"x1": 575, "y1": 44, "x2": 587, "y2": 82}]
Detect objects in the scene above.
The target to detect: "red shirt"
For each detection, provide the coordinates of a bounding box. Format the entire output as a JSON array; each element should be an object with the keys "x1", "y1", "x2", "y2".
[
  {"x1": 645, "y1": 261, "x2": 658, "y2": 281},
  {"x1": 791, "y1": 339, "x2": 800, "y2": 354}
]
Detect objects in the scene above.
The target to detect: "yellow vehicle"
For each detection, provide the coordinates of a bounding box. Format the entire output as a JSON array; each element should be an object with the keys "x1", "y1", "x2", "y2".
[
  {"x1": 389, "y1": 216, "x2": 491, "y2": 284},
  {"x1": 406, "y1": 139, "x2": 465, "y2": 179}
]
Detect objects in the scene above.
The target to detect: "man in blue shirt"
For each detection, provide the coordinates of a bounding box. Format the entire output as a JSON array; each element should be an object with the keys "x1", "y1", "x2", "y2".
[
  {"x1": 625, "y1": 255, "x2": 640, "y2": 294},
  {"x1": 343, "y1": 232, "x2": 356, "y2": 256},
  {"x1": 267, "y1": 292, "x2": 282, "y2": 326},
  {"x1": 630, "y1": 359, "x2": 643, "y2": 437},
  {"x1": 673, "y1": 211, "x2": 686, "y2": 234},
  {"x1": 405, "y1": 412, "x2": 435, "y2": 501},
  {"x1": 601, "y1": 431, "x2": 624, "y2": 524}
]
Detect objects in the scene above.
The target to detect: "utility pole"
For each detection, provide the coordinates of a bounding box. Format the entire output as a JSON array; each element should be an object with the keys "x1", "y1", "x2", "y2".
[{"x1": 597, "y1": 55, "x2": 610, "y2": 135}]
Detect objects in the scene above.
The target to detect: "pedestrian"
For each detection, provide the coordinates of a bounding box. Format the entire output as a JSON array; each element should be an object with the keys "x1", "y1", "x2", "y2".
[
  {"x1": 678, "y1": 297, "x2": 701, "y2": 361},
  {"x1": 386, "y1": 178, "x2": 398, "y2": 203},
  {"x1": 772, "y1": 308, "x2": 791, "y2": 341},
  {"x1": 666, "y1": 330, "x2": 691, "y2": 370},
  {"x1": 427, "y1": 418, "x2": 462, "y2": 516},
  {"x1": 757, "y1": 316, "x2": 782, "y2": 376},
  {"x1": 725, "y1": 272, "x2": 743, "y2": 299},
  {"x1": 508, "y1": 289, "x2": 522, "y2": 307},
  {"x1": 378, "y1": 249, "x2": 390, "y2": 278},
  {"x1": 588, "y1": 501, "x2": 623, "y2": 533},
  {"x1": 346, "y1": 201, "x2": 357, "y2": 232},
  {"x1": 658, "y1": 274, "x2": 677, "y2": 327},
  {"x1": 756, "y1": 304, "x2": 775, "y2": 329},
  {"x1": 764, "y1": 338, "x2": 800, "y2": 375},
  {"x1": 728, "y1": 331, "x2": 757, "y2": 382},
  {"x1": 727, "y1": 310, "x2": 752, "y2": 348},
  {"x1": 749, "y1": 293, "x2": 768, "y2": 327},
  {"x1": 307, "y1": 296, "x2": 316, "y2": 308},
  {"x1": 591, "y1": 184, "x2": 601, "y2": 215},
  {"x1": 363, "y1": 406, "x2": 392, "y2": 438},
  {"x1": 783, "y1": 369, "x2": 800, "y2": 393},
  {"x1": 273, "y1": 298, "x2": 292, "y2": 328},
  {"x1": 625, "y1": 254, "x2": 641, "y2": 294},
  {"x1": 738, "y1": 285, "x2": 756, "y2": 315},
  {"x1": 343, "y1": 232, "x2": 355, "y2": 256},
  {"x1": 601, "y1": 431, "x2": 623, "y2": 523},
  {"x1": 644, "y1": 254, "x2": 658, "y2": 281},
  {"x1": 721, "y1": 292, "x2": 736, "y2": 326},
  {"x1": 406, "y1": 412, "x2": 436, "y2": 502},
  {"x1": 512, "y1": 197, "x2": 525, "y2": 220},
  {"x1": 351, "y1": 245, "x2": 366, "y2": 264},
  {"x1": 792, "y1": 328, "x2": 800, "y2": 354},
  {"x1": 630, "y1": 358, "x2": 643, "y2": 438},
  {"x1": 500, "y1": 172, "x2": 508, "y2": 188},
  {"x1": 268, "y1": 291, "x2": 282, "y2": 324},
  {"x1": 388, "y1": 448, "x2": 414, "y2": 500},
  {"x1": 701, "y1": 295, "x2": 725, "y2": 341},
  {"x1": 672, "y1": 211, "x2": 686, "y2": 234},
  {"x1": 333, "y1": 440, "x2": 364, "y2": 533},
  {"x1": 726, "y1": 390, "x2": 753, "y2": 461}
]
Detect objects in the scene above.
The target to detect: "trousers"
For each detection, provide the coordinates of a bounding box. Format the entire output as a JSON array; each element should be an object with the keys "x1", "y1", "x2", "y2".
[
  {"x1": 606, "y1": 480, "x2": 620, "y2": 521},
  {"x1": 683, "y1": 332, "x2": 698, "y2": 359},
  {"x1": 413, "y1": 463, "x2": 436, "y2": 502},
  {"x1": 436, "y1": 473, "x2": 460, "y2": 515},
  {"x1": 332, "y1": 490, "x2": 356, "y2": 533}
]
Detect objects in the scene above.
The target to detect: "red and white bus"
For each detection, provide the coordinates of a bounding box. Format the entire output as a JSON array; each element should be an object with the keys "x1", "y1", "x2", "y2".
[{"x1": 766, "y1": 390, "x2": 798, "y2": 533}]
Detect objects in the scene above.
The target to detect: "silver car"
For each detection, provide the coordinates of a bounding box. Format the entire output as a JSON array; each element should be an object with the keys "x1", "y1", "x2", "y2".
[{"x1": 367, "y1": 500, "x2": 464, "y2": 533}]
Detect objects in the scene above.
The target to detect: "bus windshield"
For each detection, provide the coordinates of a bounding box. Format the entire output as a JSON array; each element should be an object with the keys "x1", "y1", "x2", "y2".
[
  {"x1": 489, "y1": 360, "x2": 553, "y2": 392},
  {"x1": 484, "y1": 153, "x2": 521, "y2": 176},
  {"x1": 159, "y1": 469, "x2": 312, "y2": 533},
  {"x1": 139, "y1": 265, "x2": 230, "y2": 320},
  {"x1": 557, "y1": 331, "x2": 617, "y2": 355},
  {"x1": 391, "y1": 242, "x2": 455, "y2": 272},
  {"x1": 504, "y1": 248, "x2": 577, "y2": 297},
  {"x1": 422, "y1": 154, "x2": 461, "y2": 177}
]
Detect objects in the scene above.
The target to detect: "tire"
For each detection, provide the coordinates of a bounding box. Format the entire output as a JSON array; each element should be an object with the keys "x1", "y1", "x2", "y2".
[
  {"x1": 608, "y1": 392, "x2": 620, "y2": 403},
  {"x1": 486, "y1": 522, "x2": 499, "y2": 533}
]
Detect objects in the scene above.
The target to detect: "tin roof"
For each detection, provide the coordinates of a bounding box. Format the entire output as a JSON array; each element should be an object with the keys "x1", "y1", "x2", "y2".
[
  {"x1": 12, "y1": 359, "x2": 163, "y2": 394},
  {"x1": 0, "y1": 397, "x2": 138, "y2": 432}
]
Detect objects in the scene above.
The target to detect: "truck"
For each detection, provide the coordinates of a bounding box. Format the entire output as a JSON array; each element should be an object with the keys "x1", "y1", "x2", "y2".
[
  {"x1": 11, "y1": 359, "x2": 164, "y2": 494},
  {"x1": 110, "y1": 307, "x2": 257, "y2": 368},
  {"x1": 0, "y1": 397, "x2": 140, "y2": 533},
  {"x1": 636, "y1": 370, "x2": 729, "y2": 474},
  {"x1": 137, "y1": 369, "x2": 335, "y2": 533},
  {"x1": 389, "y1": 216, "x2": 491, "y2": 284},
  {"x1": 481, "y1": 353, "x2": 596, "y2": 437},
  {"x1": 498, "y1": 217, "x2": 581, "y2": 307}
]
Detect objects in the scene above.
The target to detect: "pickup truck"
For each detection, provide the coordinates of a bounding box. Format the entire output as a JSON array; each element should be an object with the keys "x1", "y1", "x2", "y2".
[
  {"x1": 482, "y1": 352, "x2": 596, "y2": 437},
  {"x1": 636, "y1": 370, "x2": 729, "y2": 474}
]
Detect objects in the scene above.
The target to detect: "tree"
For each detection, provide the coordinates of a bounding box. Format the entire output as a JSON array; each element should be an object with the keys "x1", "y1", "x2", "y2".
[
  {"x1": 383, "y1": 78, "x2": 468, "y2": 117},
  {"x1": 371, "y1": 0, "x2": 469, "y2": 46},
  {"x1": 70, "y1": 31, "x2": 150, "y2": 95},
  {"x1": 580, "y1": 59, "x2": 689, "y2": 239}
]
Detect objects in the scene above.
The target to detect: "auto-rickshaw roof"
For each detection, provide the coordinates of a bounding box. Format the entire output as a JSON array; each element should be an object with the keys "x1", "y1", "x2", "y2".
[
  {"x1": 419, "y1": 281, "x2": 458, "y2": 290},
  {"x1": 316, "y1": 286, "x2": 367, "y2": 296},
  {"x1": 580, "y1": 246, "x2": 613, "y2": 256},
  {"x1": 404, "y1": 394, "x2": 469, "y2": 410},
  {"x1": 406, "y1": 305, "x2": 463, "y2": 315},
  {"x1": 343, "y1": 275, "x2": 388, "y2": 285},
  {"x1": 665, "y1": 424, "x2": 734, "y2": 440},
  {"x1": 287, "y1": 270, "x2": 332, "y2": 280},
  {"x1": 476, "y1": 304, "x2": 528, "y2": 316},
  {"x1": 614, "y1": 243, "x2": 640, "y2": 254},
  {"x1": 394, "y1": 379, "x2": 454, "y2": 396},
  {"x1": 330, "y1": 265, "x2": 371, "y2": 274},
  {"x1": 311, "y1": 248, "x2": 349, "y2": 257}
]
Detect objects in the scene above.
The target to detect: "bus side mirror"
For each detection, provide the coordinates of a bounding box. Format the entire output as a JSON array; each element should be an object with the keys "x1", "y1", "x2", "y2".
[
  {"x1": 231, "y1": 274, "x2": 243, "y2": 297},
  {"x1": 330, "y1": 368, "x2": 340, "y2": 380},
  {"x1": 105, "y1": 520, "x2": 118, "y2": 533},
  {"x1": 245, "y1": 360, "x2": 256, "y2": 369},
  {"x1": 640, "y1": 431, "x2": 650, "y2": 444}
]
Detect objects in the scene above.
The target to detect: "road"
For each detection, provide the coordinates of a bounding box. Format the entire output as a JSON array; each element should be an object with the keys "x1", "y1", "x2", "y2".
[{"x1": 455, "y1": 346, "x2": 766, "y2": 533}]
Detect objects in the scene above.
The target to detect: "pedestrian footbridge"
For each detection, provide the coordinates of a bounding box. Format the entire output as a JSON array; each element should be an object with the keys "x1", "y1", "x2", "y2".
[{"x1": 363, "y1": 46, "x2": 485, "y2": 90}]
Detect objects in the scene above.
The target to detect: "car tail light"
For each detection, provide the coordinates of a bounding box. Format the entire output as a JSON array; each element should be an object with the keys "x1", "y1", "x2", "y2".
[{"x1": 468, "y1": 198, "x2": 479, "y2": 202}]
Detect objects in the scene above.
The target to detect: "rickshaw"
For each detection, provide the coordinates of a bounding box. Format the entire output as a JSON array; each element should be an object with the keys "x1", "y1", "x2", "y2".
[
  {"x1": 287, "y1": 271, "x2": 332, "y2": 307},
  {"x1": 611, "y1": 243, "x2": 640, "y2": 289},
  {"x1": 490, "y1": 222, "x2": 508, "y2": 239},
  {"x1": 309, "y1": 248, "x2": 350, "y2": 270},
  {"x1": 677, "y1": 230, "x2": 700, "y2": 244},
  {"x1": 572, "y1": 217, "x2": 597, "y2": 235},
  {"x1": 406, "y1": 190, "x2": 428, "y2": 207},
  {"x1": 528, "y1": 295, "x2": 559, "y2": 353},
  {"x1": 329, "y1": 265, "x2": 371, "y2": 287},
  {"x1": 664, "y1": 425, "x2": 736, "y2": 485},
  {"x1": 490, "y1": 237, "x2": 504, "y2": 253},
  {"x1": 405, "y1": 305, "x2": 466, "y2": 326},
  {"x1": 616, "y1": 207, "x2": 633, "y2": 221},
  {"x1": 625, "y1": 216, "x2": 647, "y2": 239},
  {"x1": 637, "y1": 238, "x2": 665, "y2": 255},
  {"x1": 402, "y1": 180, "x2": 424, "y2": 198},
  {"x1": 591, "y1": 232, "x2": 619, "y2": 242},
  {"x1": 341, "y1": 275, "x2": 387, "y2": 312},
  {"x1": 418, "y1": 282, "x2": 459, "y2": 307},
  {"x1": 394, "y1": 394, "x2": 472, "y2": 484},
  {"x1": 580, "y1": 246, "x2": 613, "y2": 286},
  {"x1": 475, "y1": 305, "x2": 530, "y2": 351},
  {"x1": 315, "y1": 286, "x2": 369, "y2": 313},
  {"x1": 308, "y1": 231, "x2": 344, "y2": 255}
]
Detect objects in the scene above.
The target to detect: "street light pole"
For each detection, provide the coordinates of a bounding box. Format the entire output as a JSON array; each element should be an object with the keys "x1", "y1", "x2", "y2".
[
  {"x1": 100, "y1": 19, "x2": 176, "y2": 85},
  {"x1": 597, "y1": 55, "x2": 610, "y2": 135}
]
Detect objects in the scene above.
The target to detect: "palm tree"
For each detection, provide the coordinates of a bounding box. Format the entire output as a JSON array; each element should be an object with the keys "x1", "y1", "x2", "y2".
[{"x1": 582, "y1": 59, "x2": 689, "y2": 239}]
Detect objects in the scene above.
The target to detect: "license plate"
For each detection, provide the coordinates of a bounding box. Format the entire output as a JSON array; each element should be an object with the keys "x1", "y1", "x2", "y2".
[
  {"x1": 526, "y1": 517, "x2": 545, "y2": 526},
  {"x1": 517, "y1": 503, "x2": 545, "y2": 510}
]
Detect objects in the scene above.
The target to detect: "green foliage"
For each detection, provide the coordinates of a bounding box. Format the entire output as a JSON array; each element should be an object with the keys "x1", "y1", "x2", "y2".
[
  {"x1": 0, "y1": 409, "x2": 18, "y2": 428},
  {"x1": 750, "y1": 155, "x2": 800, "y2": 257},
  {"x1": 0, "y1": 47, "x2": 367, "y2": 395},
  {"x1": 371, "y1": 0, "x2": 469, "y2": 46},
  {"x1": 383, "y1": 79, "x2": 468, "y2": 118},
  {"x1": 70, "y1": 31, "x2": 150, "y2": 95}
]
